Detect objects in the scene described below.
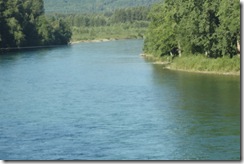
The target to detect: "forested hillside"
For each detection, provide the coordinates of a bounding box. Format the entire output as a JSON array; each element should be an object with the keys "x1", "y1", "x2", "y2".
[
  {"x1": 52, "y1": 6, "x2": 151, "y2": 41},
  {"x1": 0, "y1": 0, "x2": 72, "y2": 49},
  {"x1": 43, "y1": 0, "x2": 163, "y2": 41},
  {"x1": 43, "y1": 0, "x2": 161, "y2": 14}
]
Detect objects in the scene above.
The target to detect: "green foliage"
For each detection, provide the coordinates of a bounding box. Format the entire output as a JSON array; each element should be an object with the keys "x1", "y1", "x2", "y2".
[
  {"x1": 71, "y1": 24, "x2": 147, "y2": 41},
  {"x1": 43, "y1": 0, "x2": 161, "y2": 14},
  {"x1": 170, "y1": 56, "x2": 240, "y2": 73},
  {"x1": 111, "y1": 7, "x2": 150, "y2": 23},
  {"x1": 144, "y1": 0, "x2": 240, "y2": 59},
  {"x1": 217, "y1": 0, "x2": 240, "y2": 58},
  {"x1": 0, "y1": 0, "x2": 72, "y2": 49},
  {"x1": 50, "y1": 6, "x2": 150, "y2": 27},
  {"x1": 144, "y1": 1, "x2": 178, "y2": 57},
  {"x1": 49, "y1": 6, "x2": 151, "y2": 41},
  {"x1": 1, "y1": 0, "x2": 25, "y2": 47}
]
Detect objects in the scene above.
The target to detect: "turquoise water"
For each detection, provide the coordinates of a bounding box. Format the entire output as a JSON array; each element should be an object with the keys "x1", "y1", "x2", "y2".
[{"x1": 0, "y1": 40, "x2": 240, "y2": 160}]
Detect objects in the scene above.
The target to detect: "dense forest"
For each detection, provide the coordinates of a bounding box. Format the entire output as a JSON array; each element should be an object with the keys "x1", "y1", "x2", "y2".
[
  {"x1": 144, "y1": 0, "x2": 240, "y2": 59},
  {"x1": 0, "y1": 0, "x2": 156, "y2": 48},
  {"x1": 43, "y1": 0, "x2": 161, "y2": 14},
  {"x1": 0, "y1": 0, "x2": 72, "y2": 49},
  {"x1": 43, "y1": 0, "x2": 159, "y2": 41},
  {"x1": 51, "y1": 6, "x2": 151, "y2": 41}
]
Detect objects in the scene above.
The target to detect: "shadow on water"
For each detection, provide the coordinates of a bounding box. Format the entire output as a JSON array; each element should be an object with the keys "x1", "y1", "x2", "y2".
[
  {"x1": 0, "y1": 45, "x2": 71, "y2": 63},
  {"x1": 150, "y1": 64, "x2": 241, "y2": 160}
]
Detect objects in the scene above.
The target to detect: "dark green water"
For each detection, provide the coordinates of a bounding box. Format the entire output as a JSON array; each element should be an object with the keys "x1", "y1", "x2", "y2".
[{"x1": 0, "y1": 39, "x2": 240, "y2": 160}]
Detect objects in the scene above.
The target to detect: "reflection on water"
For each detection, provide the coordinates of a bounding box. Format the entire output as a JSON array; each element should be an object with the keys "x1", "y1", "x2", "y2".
[
  {"x1": 0, "y1": 40, "x2": 240, "y2": 160},
  {"x1": 150, "y1": 65, "x2": 240, "y2": 160}
]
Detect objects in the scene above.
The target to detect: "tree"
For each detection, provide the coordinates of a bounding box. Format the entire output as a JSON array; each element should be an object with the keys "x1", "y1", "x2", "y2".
[
  {"x1": 144, "y1": 1, "x2": 180, "y2": 57},
  {"x1": 1, "y1": 0, "x2": 25, "y2": 48},
  {"x1": 51, "y1": 19, "x2": 72, "y2": 45},
  {"x1": 144, "y1": 0, "x2": 240, "y2": 58},
  {"x1": 0, "y1": 0, "x2": 72, "y2": 49},
  {"x1": 217, "y1": 0, "x2": 240, "y2": 58}
]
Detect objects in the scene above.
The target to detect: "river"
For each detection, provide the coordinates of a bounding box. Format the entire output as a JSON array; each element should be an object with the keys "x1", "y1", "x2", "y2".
[{"x1": 0, "y1": 39, "x2": 240, "y2": 160}]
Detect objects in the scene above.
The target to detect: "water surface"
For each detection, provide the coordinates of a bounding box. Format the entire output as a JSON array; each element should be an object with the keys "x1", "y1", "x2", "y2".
[{"x1": 0, "y1": 40, "x2": 240, "y2": 160}]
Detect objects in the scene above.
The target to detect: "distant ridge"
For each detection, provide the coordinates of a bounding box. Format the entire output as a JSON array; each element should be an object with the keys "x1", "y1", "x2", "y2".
[{"x1": 43, "y1": 0, "x2": 162, "y2": 14}]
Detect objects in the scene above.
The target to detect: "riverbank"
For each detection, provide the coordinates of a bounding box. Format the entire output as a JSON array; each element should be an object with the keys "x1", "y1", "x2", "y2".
[
  {"x1": 70, "y1": 24, "x2": 147, "y2": 43},
  {"x1": 70, "y1": 37, "x2": 143, "y2": 44},
  {"x1": 70, "y1": 38, "x2": 117, "y2": 44},
  {"x1": 141, "y1": 54, "x2": 240, "y2": 76}
]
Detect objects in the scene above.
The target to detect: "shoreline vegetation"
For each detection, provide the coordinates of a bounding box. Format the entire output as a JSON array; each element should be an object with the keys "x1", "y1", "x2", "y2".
[
  {"x1": 70, "y1": 37, "x2": 141, "y2": 44},
  {"x1": 1, "y1": 0, "x2": 240, "y2": 77},
  {"x1": 141, "y1": 53, "x2": 240, "y2": 76},
  {"x1": 143, "y1": 0, "x2": 240, "y2": 76},
  {"x1": 70, "y1": 37, "x2": 241, "y2": 76},
  {"x1": 71, "y1": 38, "x2": 117, "y2": 44},
  {"x1": 0, "y1": 0, "x2": 72, "y2": 50},
  {"x1": 70, "y1": 27, "x2": 146, "y2": 43},
  {"x1": 68, "y1": 0, "x2": 240, "y2": 77},
  {"x1": 52, "y1": 6, "x2": 150, "y2": 44}
]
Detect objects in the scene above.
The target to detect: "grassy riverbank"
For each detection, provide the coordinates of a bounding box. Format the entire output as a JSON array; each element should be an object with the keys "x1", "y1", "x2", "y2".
[
  {"x1": 143, "y1": 54, "x2": 240, "y2": 76},
  {"x1": 71, "y1": 24, "x2": 147, "y2": 42}
]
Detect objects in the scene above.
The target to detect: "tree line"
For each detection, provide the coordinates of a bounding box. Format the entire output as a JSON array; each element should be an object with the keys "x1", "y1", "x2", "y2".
[
  {"x1": 51, "y1": 6, "x2": 150, "y2": 28},
  {"x1": 49, "y1": 6, "x2": 151, "y2": 41},
  {"x1": 44, "y1": 0, "x2": 160, "y2": 14},
  {"x1": 143, "y1": 0, "x2": 240, "y2": 58},
  {"x1": 0, "y1": 0, "x2": 72, "y2": 49}
]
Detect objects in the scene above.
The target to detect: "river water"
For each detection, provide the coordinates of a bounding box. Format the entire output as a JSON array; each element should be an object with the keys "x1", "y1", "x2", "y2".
[{"x1": 0, "y1": 39, "x2": 240, "y2": 160}]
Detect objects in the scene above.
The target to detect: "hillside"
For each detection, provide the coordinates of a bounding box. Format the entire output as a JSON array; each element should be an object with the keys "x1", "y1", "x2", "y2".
[{"x1": 43, "y1": 0, "x2": 161, "y2": 14}]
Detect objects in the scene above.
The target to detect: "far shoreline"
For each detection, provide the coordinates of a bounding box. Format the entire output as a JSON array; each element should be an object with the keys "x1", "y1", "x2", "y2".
[
  {"x1": 70, "y1": 37, "x2": 143, "y2": 44},
  {"x1": 70, "y1": 38, "x2": 117, "y2": 44}
]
